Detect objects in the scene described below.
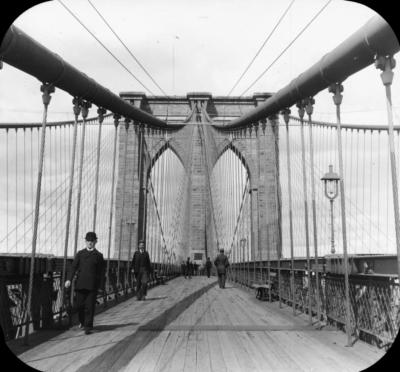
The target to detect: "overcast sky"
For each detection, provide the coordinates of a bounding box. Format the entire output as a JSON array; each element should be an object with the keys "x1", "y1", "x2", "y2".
[
  {"x1": 0, "y1": 0, "x2": 399, "y2": 257},
  {"x1": 0, "y1": 0, "x2": 399, "y2": 125}
]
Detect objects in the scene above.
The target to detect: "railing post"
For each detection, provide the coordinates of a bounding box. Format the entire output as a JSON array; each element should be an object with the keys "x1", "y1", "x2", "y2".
[
  {"x1": 328, "y1": 82, "x2": 352, "y2": 346},
  {"x1": 305, "y1": 97, "x2": 322, "y2": 327},
  {"x1": 297, "y1": 100, "x2": 312, "y2": 325},
  {"x1": 93, "y1": 107, "x2": 107, "y2": 231},
  {"x1": 59, "y1": 97, "x2": 81, "y2": 323},
  {"x1": 281, "y1": 108, "x2": 295, "y2": 315},
  {"x1": 24, "y1": 82, "x2": 54, "y2": 345},
  {"x1": 375, "y1": 55, "x2": 400, "y2": 280}
]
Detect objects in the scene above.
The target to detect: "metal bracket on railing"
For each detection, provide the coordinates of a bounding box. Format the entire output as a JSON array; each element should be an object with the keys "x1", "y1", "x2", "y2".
[
  {"x1": 328, "y1": 83, "x2": 344, "y2": 106},
  {"x1": 296, "y1": 101, "x2": 306, "y2": 119},
  {"x1": 72, "y1": 97, "x2": 82, "y2": 117},
  {"x1": 375, "y1": 55, "x2": 396, "y2": 86},
  {"x1": 40, "y1": 83, "x2": 55, "y2": 107},
  {"x1": 97, "y1": 107, "x2": 107, "y2": 124},
  {"x1": 113, "y1": 113, "x2": 121, "y2": 127},
  {"x1": 281, "y1": 108, "x2": 291, "y2": 126},
  {"x1": 81, "y1": 101, "x2": 92, "y2": 119}
]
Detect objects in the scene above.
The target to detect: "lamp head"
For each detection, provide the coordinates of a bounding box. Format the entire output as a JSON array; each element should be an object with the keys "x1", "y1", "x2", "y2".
[{"x1": 321, "y1": 165, "x2": 340, "y2": 200}]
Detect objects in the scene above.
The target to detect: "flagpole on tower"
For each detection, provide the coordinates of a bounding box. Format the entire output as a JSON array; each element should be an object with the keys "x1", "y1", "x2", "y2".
[{"x1": 172, "y1": 35, "x2": 179, "y2": 93}]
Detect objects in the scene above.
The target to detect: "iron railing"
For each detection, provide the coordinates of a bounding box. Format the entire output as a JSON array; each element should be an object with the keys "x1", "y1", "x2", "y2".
[
  {"x1": 228, "y1": 261, "x2": 399, "y2": 350},
  {"x1": 0, "y1": 259, "x2": 180, "y2": 341}
]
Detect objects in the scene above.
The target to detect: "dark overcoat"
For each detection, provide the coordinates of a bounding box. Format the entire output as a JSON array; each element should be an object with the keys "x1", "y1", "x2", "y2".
[
  {"x1": 131, "y1": 250, "x2": 152, "y2": 274},
  {"x1": 68, "y1": 248, "x2": 105, "y2": 290},
  {"x1": 214, "y1": 254, "x2": 230, "y2": 274}
]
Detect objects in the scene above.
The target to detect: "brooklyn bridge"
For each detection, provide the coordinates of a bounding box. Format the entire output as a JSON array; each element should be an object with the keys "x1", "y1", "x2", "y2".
[{"x1": 0, "y1": 1, "x2": 399, "y2": 371}]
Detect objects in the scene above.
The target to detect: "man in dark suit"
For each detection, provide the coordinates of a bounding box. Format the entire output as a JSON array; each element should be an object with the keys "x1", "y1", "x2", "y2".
[
  {"x1": 65, "y1": 232, "x2": 105, "y2": 334},
  {"x1": 131, "y1": 240, "x2": 152, "y2": 300},
  {"x1": 205, "y1": 257, "x2": 212, "y2": 278},
  {"x1": 181, "y1": 261, "x2": 187, "y2": 278},
  {"x1": 186, "y1": 257, "x2": 192, "y2": 279},
  {"x1": 214, "y1": 249, "x2": 230, "y2": 288}
]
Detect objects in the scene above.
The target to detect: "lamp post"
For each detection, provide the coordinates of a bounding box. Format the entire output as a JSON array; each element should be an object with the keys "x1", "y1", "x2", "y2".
[{"x1": 321, "y1": 165, "x2": 340, "y2": 254}]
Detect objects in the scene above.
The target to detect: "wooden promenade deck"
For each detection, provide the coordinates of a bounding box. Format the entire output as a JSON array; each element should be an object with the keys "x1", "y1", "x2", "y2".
[{"x1": 7, "y1": 277, "x2": 385, "y2": 372}]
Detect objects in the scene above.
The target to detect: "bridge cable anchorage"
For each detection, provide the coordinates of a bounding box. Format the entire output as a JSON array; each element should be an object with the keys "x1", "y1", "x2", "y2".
[
  {"x1": 86, "y1": 0, "x2": 167, "y2": 96},
  {"x1": 24, "y1": 82, "x2": 55, "y2": 345},
  {"x1": 57, "y1": 0, "x2": 156, "y2": 96},
  {"x1": 227, "y1": 0, "x2": 295, "y2": 96},
  {"x1": 239, "y1": 0, "x2": 332, "y2": 97}
]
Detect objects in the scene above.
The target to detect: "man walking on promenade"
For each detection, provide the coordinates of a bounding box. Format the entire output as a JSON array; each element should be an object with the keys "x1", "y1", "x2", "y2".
[
  {"x1": 186, "y1": 257, "x2": 192, "y2": 279},
  {"x1": 205, "y1": 257, "x2": 212, "y2": 278},
  {"x1": 65, "y1": 232, "x2": 105, "y2": 334},
  {"x1": 214, "y1": 249, "x2": 230, "y2": 288},
  {"x1": 131, "y1": 240, "x2": 152, "y2": 300},
  {"x1": 181, "y1": 261, "x2": 187, "y2": 278}
]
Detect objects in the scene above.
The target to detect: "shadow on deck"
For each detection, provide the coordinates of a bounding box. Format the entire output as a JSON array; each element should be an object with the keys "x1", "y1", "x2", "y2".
[{"x1": 3, "y1": 277, "x2": 395, "y2": 372}]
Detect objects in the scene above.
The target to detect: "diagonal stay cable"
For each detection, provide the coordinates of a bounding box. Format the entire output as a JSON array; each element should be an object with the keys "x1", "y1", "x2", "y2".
[
  {"x1": 240, "y1": 0, "x2": 332, "y2": 97},
  {"x1": 87, "y1": 0, "x2": 168, "y2": 96},
  {"x1": 57, "y1": 0, "x2": 156, "y2": 95},
  {"x1": 227, "y1": 0, "x2": 296, "y2": 96}
]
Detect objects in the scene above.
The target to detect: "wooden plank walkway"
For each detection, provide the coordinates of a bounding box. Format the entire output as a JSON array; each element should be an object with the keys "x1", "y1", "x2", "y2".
[{"x1": 7, "y1": 277, "x2": 385, "y2": 372}]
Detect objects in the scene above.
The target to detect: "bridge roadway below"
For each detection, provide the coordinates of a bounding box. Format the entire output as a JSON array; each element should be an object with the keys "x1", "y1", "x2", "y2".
[{"x1": 8, "y1": 277, "x2": 383, "y2": 372}]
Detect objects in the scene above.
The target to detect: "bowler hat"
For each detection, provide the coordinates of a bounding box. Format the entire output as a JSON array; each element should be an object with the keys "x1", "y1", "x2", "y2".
[{"x1": 85, "y1": 232, "x2": 98, "y2": 241}]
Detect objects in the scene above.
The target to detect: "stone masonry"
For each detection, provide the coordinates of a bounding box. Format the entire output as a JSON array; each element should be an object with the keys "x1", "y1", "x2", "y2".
[{"x1": 113, "y1": 92, "x2": 281, "y2": 263}]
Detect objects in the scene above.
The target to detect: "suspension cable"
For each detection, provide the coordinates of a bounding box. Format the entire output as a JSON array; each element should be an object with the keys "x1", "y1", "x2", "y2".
[
  {"x1": 57, "y1": 0, "x2": 156, "y2": 95},
  {"x1": 240, "y1": 0, "x2": 332, "y2": 96},
  {"x1": 227, "y1": 0, "x2": 295, "y2": 96},
  {"x1": 87, "y1": 0, "x2": 167, "y2": 96}
]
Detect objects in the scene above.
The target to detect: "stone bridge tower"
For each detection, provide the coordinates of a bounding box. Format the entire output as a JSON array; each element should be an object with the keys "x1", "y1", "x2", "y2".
[{"x1": 114, "y1": 92, "x2": 281, "y2": 263}]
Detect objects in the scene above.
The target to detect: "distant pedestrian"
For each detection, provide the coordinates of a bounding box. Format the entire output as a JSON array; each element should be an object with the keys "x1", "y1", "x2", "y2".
[
  {"x1": 65, "y1": 232, "x2": 105, "y2": 334},
  {"x1": 214, "y1": 249, "x2": 230, "y2": 288},
  {"x1": 131, "y1": 240, "x2": 152, "y2": 300},
  {"x1": 181, "y1": 261, "x2": 187, "y2": 278},
  {"x1": 186, "y1": 257, "x2": 192, "y2": 279},
  {"x1": 205, "y1": 257, "x2": 212, "y2": 278}
]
